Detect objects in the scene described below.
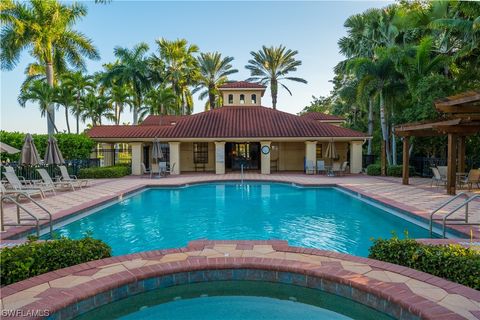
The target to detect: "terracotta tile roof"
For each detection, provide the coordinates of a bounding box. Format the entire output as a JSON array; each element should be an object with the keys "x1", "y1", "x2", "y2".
[
  {"x1": 87, "y1": 106, "x2": 367, "y2": 139},
  {"x1": 219, "y1": 81, "x2": 266, "y2": 89},
  {"x1": 140, "y1": 115, "x2": 186, "y2": 126},
  {"x1": 301, "y1": 112, "x2": 345, "y2": 121}
]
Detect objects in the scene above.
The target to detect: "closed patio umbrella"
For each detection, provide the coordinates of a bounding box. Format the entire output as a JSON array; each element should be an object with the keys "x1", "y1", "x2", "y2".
[
  {"x1": 44, "y1": 136, "x2": 65, "y2": 165},
  {"x1": 152, "y1": 138, "x2": 164, "y2": 162},
  {"x1": 20, "y1": 133, "x2": 41, "y2": 165},
  {"x1": 325, "y1": 140, "x2": 338, "y2": 161},
  {"x1": 0, "y1": 142, "x2": 20, "y2": 154}
]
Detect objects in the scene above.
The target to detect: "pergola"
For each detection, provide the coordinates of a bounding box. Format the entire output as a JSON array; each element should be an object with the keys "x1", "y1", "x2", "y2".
[{"x1": 395, "y1": 90, "x2": 480, "y2": 195}]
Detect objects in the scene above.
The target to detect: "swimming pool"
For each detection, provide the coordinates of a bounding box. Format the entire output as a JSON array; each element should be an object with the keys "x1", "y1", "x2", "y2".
[{"x1": 49, "y1": 182, "x2": 432, "y2": 256}]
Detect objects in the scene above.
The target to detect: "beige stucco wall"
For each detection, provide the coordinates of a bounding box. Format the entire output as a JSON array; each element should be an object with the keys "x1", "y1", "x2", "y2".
[
  {"x1": 316, "y1": 142, "x2": 349, "y2": 163},
  {"x1": 278, "y1": 142, "x2": 305, "y2": 171},
  {"x1": 221, "y1": 90, "x2": 263, "y2": 106},
  {"x1": 179, "y1": 142, "x2": 215, "y2": 172}
]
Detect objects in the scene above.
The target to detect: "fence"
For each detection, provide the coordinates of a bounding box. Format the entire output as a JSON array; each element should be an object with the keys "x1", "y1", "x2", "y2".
[{"x1": 411, "y1": 156, "x2": 480, "y2": 177}]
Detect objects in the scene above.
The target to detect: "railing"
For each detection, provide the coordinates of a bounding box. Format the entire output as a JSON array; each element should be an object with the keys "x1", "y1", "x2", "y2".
[
  {"x1": 441, "y1": 195, "x2": 480, "y2": 238},
  {"x1": 1, "y1": 193, "x2": 53, "y2": 237}
]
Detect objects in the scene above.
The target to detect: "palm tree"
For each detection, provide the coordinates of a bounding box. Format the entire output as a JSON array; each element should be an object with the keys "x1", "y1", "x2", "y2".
[
  {"x1": 139, "y1": 86, "x2": 178, "y2": 121},
  {"x1": 61, "y1": 71, "x2": 95, "y2": 133},
  {"x1": 18, "y1": 80, "x2": 58, "y2": 133},
  {"x1": 245, "y1": 45, "x2": 307, "y2": 109},
  {"x1": 54, "y1": 85, "x2": 75, "y2": 133},
  {"x1": 108, "y1": 84, "x2": 133, "y2": 125},
  {"x1": 1, "y1": 0, "x2": 99, "y2": 135},
  {"x1": 194, "y1": 52, "x2": 238, "y2": 110},
  {"x1": 80, "y1": 93, "x2": 114, "y2": 127},
  {"x1": 155, "y1": 38, "x2": 199, "y2": 114},
  {"x1": 104, "y1": 43, "x2": 150, "y2": 124}
]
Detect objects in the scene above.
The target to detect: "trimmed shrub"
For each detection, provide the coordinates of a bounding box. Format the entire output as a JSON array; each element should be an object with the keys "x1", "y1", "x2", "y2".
[
  {"x1": 0, "y1": 131, "x2": 95, "y2": 162},
  {"x1": 0, "y1": 236, "x2": 111, "y2": 286},
  {"x1": 369, "y1": 237, "x2": 480, "y2": 290},
  {"x1": 387, "y1": 165, "x2": 415, "y2": 177},
  {"x1": 366, "y1": 164, "x2": 381, "y2": 176},
  {"x1": 78, "y1": 165, "x2": 130, "y2": 179}
]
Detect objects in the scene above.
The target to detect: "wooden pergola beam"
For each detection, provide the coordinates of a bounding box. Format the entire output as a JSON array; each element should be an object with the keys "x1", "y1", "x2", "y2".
[
  {"x1": 447, "y1": 133, "x2": 457, "y2": 195},
  {"x1": 435, "y1": 91, "x2": 480, "y2": 108},
  {"x1": 402, "y1": 137, "x2": 410, "y2": 185}
]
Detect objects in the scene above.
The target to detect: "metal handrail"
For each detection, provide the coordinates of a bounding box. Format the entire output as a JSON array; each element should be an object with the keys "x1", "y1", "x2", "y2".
[
  {"x1": 429, "y1": 192, "x2": 469, "y2": 236},
  {"x1": 0, "y1": 193, "x2": 53, "y2": 237},
  {"x1": 442, "y1": 195, "x2": 480, "y2": 238}
]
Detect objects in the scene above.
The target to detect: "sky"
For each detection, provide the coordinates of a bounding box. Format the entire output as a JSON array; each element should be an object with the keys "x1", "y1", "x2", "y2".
[{"x1": 0, "y1": 0, "x2": 392, "y2": 134}]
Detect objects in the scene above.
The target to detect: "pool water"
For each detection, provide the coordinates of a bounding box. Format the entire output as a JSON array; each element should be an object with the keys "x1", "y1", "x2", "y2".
[
  {"x1": 75, "y1": 281, "x2": 394, "y2": 320},
  {"x1": 49, "y1": 183, "x2": 432, "y2": 256}
]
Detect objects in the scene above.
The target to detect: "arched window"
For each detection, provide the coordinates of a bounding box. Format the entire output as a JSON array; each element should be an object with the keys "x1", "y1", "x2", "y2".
[
  {"x1": 251, "y1": 94, "x2": 257, "y2": 104},
  {"x1": 228, "y1": 94, "x2": 233, "y2": 104},
  {"x1": 240, "y1": 94, "x2": 245, "y2": 104}
]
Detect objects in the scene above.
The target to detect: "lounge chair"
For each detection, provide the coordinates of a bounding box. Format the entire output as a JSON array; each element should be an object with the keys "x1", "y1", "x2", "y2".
[
  {"x1": 59, "y1": 165, "x2": 89, "y2": 188},
  {"x1": 2, "y1": 172, "x2": 49, "y2": 197},
  {"x1": 337, "y1": 161, "x2": 349, "y2": 176},
  {"x1": 36, "y1": 168, "x2": 75, "y2": 192},
  {"x1": 305, "y1": 160, "x2": 315, "y2": 175},
  {"x1": 331, "y1": 162, "x2": 342, "y2": 176},
  {"x1": 458, "y1": 169, "x2": 480, "y2": 190},
  {"x1": 3, "y1": 166, "x2": 29, "y2": 184},
  {"x1": 1, "y1": 183, "x2": 44, "y2": 198},
  {"x1": 431, "y1": 167, "x2": 447, "y2": 187},
  {"x1": 159, "y1": 162, "x2": 175, "y2": 176},
  {"x1": 316, "y1": 160, "x2": 325, "y2": 175}
]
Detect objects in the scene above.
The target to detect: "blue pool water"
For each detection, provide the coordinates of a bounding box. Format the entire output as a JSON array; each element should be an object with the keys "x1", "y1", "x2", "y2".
[{"x1": 50, "y1": 183, "x2": 432, "y2": 256}]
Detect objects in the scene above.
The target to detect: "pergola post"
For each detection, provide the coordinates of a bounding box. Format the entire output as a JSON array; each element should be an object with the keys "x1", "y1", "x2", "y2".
[
  {"x1": 381, "y1": 140, "x2": 387, "y2": 176},
  {"x1": 402, "y1": 137, "x2": 410, "y2": 185},
  {"x1": 457, "y1": 136, "x2": 466, "y2": 173},
  {"x1": 447, "y1": 133, "x2": 458, "y2": 195}
]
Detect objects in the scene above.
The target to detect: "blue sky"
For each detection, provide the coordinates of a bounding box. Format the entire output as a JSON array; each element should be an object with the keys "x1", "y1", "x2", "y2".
[{"x1": 0, "y1": 1, "x2": 391, "y2": 134}]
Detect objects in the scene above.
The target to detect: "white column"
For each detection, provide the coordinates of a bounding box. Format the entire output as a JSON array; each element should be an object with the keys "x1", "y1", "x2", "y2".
[
  {"x1": 350, "y1": 141, "x2": 363, "y2": 173},
  {"x1": 130, "y1": 142, "x2": 143, "y2": 175},
  {"x1": 305, "y1": 141, "x2": 317, "y2": 168},
  {"x1": 214, "y1": 141, "x2": 226, "y2": 174},
  {"x1": 169, "y1": 142, "x2": 181, "y2": 175},
  {"x1": 260, "y1": 141, "x2": 271, "y2": 175}
]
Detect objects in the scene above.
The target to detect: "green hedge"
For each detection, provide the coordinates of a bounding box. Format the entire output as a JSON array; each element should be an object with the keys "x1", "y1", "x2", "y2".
[
  {"x1": 369, "y1": 237, "x2": 480, "y2": 290},
  {"x1": 0, "y1": 131, "x2": 95, "y2": 162},
  {"x1": 366, "y1": 164, "x2": 415, "y2": 176},
  {"x1": 78, "y1": 165, "x2": 130, "y2": 179},
  {"x1": 0, "y1": 236, "x2": 111, "y2": 286}
]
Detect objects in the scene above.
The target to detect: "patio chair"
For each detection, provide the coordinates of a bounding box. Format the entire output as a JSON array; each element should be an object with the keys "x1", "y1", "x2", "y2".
[
  {"x1": 59, "y1": 165, "x2": 89, "y2": 188},
  {"x1": 437, "y1": 166, "x2": 448, "y2": 179},
  {"x1": 305, "y1": 160, "x2": 315, "y2": 175},
  {"x1": 332, "y1": 162, "x2": 342, "y2": 176},
  {"x1": 337, "y1": 161, "x2": 349, "y2": 176},
  {"x1": 1, "y1": 182, "x2": 44, "y2": 199},
  {"x1": 2, "y1": 172, "x2": 49, "y2": 197},
  {"x1": 36, "y1": 168, "x2": 75, "y2": 192},
  {"x1": 3, "y1": 166, "x2": 29, "y2": 184},
  {"x1": 431, "y1": 167, "x2": 447, "y2": 187},
  {"x1": 458, "y1": 169, "x2": 480, "y2": 190},
  {"x1": 316, "y1": 160, "x2": 325, "y2": 175},
  {"x1": 141, "y1": 163, "x2": 152, "y2": 178},
  {"x1": 159, "y1": 162, "x2": 175, "y2": 176}
]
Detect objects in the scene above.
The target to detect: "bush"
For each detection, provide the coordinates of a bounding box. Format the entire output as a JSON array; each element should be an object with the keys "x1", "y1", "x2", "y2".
[
  {"x1": 0, "y1": 131, "x2": 95, "y2": 162},
  {"x1": 387, "y1": 165, "x2": 415, "y2": 177},
  {"x1": 369, "y1": 237, "x2": 480, "y2": 290},
  {"x1": 0, "y1": 236, "x2": 111, "y2": 286},
  {"x1": 366, "y1": 164, "x2": 381, "y2": 175},
  {"x1": 78, "y1": 165, "x2": 130, "y2": 179}
]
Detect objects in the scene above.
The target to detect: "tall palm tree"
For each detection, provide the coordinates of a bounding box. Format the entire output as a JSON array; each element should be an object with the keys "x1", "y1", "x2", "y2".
[
  {"x1": 18, "y1": 80, "x2": 58, "y2": 133},
  {"x1": 54, "y1": 85, "x2": 75, "y2": 133},
  {"x1": 80, "y1": 93, "x2": 114, "y2": 127},
  {"x1": 1, "y1": 0, "x2": 99, "y2": 134},
  {"x1": 245, "y1": 45, "x2": 307, "y2": 109},
  {"x1": 61, "y1": 71, "x2": 95, "y2": 133},
  {"x1": 139, "y1": 86, "x2": 178, "y2": 121},
  {"x1": 194, "y1": 52, "x2": 238, "y2": 110},
  {"x1": 108, "y1": 84, "x2": 133, "y2": 125},
  {"x1": 104, "y1": 43, "x2": 150, "y2": 124},
  {"x1": 155, "y1": 38, "x2": 199, "y2": 114}
]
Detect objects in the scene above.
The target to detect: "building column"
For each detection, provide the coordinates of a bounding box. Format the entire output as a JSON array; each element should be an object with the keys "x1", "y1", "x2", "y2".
[
  {"x1": 305, "y1": 141, "x2": 317, "y2": 171},
  {"x1": 457, "y1": 136, "x2": 466, "y2": 173},
  {"x1": 102, "y1": 143, "x2": 114, "y2": 167},
  {"x1": 214, "y1": 141, "x2": 226, "y2": 174},
  {"x1": 402, "y1": 137, "x2": 410, "y2": 185},
  {"x1": 447, "y1": 133, "x2": 457, "y2": 195},
  {"x1": 349, "y1": 141, "x2": 363, "y2": 174},
  {"x1": 130, "y1": 142, "x2": 143, "y2": 175},
  {"x1": 169, "y1": 142, "x2": 181, "y2": 175},
  {"x1": 260, "y1": 141, "x2": 271, "y2": 175}
]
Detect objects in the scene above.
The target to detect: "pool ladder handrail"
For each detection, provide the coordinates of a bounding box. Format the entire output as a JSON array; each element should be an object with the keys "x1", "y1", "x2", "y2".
[
  {"x1": 440, "y1": 194, "x2": 480, "y2": 238},
  {"x1": 240, "y1": 164, "x2": 244, "y2": 186},
  {"x1": 1, "y1": 193, "x2": 53, "y2": 237},
  {"x1": 429, "y1": 192, "x2": 468, "y2": 237}
]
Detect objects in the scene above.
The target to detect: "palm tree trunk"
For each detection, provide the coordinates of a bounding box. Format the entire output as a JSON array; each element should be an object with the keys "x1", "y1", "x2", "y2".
[
  {"x1": 379, "y1": 90, "x2": 391, "y2": 165},
  {"x1": 133, "y1": 97, "x2": 139, "y2": 124},
  {"x1": 116, "y1": 102, "x2": 122, "y2": 125},
  {"x1": 208, "y1": 85, "x2": 215, "y2": 110},
  {"x1": 271, "y1": 79, "x2": 278, "y2": 109},
  {"x1": 391, "y1": 109, "x2": 397, "y2": 165},
  {"x1": 46, "y1": 63, "x2": 56, "y2": 135},
  {"x1": 367, "y1": 98, "x2": 374, "y2": 155},
  {"x1": 65, "y1": 106, "x2": 71, "y2": 133},
  {"x1": 76, "y1": 93, "x2": 80, "y2": 134}
]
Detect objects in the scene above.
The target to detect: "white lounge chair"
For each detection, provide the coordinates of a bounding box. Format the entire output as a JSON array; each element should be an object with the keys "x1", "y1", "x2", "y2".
[
  {"x1": 316, "y1": 160, "x2": 325, "y2": 175},
  {"x1": 3, "y1": 166, "x2": 30, "y2": 184},
  {"x1": 305, "y1": 160, "x2": 315, "y2": 175},
  {"x1": 431, "y1": 167, "x2": 447, "y2": 187},
  {"x1": 36, "y1": 168, "x2": 75, "y2": 192},
  {"x1": 1, "y1": 182, "x2": 44, "y2": 198},
  {"x1": 59, "y1": 165, "x2": 89, "y2": 188},
  {"x1": 2, "y1": 172, "x2": 49, "y2": 197}
]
